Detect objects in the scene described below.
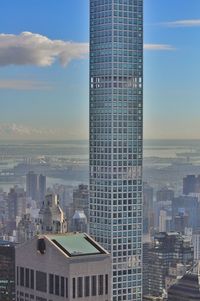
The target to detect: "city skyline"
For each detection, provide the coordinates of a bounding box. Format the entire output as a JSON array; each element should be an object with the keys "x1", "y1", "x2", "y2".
[{"x1": 0, "y1": 0, "x2": 200, "y2": 140}]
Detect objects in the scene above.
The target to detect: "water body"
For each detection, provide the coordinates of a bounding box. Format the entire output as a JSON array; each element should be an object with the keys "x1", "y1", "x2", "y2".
[
  {"x1": 0, "y1": 139, "x2": 200, "y2": 192},
  {"x1": 0, "y1": 139, "x2": 200, "y2": 159}
]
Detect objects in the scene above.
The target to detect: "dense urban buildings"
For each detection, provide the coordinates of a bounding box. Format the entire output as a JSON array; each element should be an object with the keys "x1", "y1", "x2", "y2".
[
  {"x1": 16, "y1": 233, "x2": 111, "y2": 301},
  {"x1": 0, "y1": 184, "x2": 71, "y2": 243},
  {"x1": 89, "y1": 1, "x2": 143, "y2": 300},
  {"x1": 143, "y1": 232, "x2": 194, "y2": 299},
  {"x1": 0, "y1": 240, "x2": 15, "y2": 301}
]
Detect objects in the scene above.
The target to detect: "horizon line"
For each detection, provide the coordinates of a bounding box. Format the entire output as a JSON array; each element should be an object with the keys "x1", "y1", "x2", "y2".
[{"x1": 1, "y1": 138, "x2": 200, "y2": 142}]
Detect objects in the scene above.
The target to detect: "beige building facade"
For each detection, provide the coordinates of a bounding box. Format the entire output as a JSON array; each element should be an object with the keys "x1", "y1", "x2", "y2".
[{"x1": 16, "y1": 233, "x2": 111, "y2": 301}]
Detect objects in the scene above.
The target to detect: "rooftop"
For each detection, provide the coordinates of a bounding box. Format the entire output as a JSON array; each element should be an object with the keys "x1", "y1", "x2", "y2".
[
  {"x1": 168, "y1": 262, "x2": 200, "y2": 300},
  {"x1": 46, "y1": 233, "x2": 107, "y2": 257}
]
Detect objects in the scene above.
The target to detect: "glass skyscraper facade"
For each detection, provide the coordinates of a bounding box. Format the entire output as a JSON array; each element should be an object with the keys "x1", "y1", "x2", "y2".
[{"x1": 89, "y1": 1, "x2": 143, "y2": 300}]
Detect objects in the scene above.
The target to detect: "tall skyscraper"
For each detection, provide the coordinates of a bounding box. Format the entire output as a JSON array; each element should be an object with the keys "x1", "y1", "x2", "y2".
[
  {"x1": 26, "y1": 171, "x2": 38, "y2": 201},
  {"x1": 38, "y1": 174, "x2": 46, "y2": 203},
  {"x1": 89, "y1": 1, "x2": 143, "y2": 301},
  {"x1": 26, "y1": 171, "x2": 46, "y2": 203}
]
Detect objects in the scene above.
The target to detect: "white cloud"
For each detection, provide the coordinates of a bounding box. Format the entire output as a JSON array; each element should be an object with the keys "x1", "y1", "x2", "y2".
[
  {"x1": 144, "y1": 43, "x2": 175, "y2": 51},
  {"x1": 0, "y1": 32, "x2": 89, "y2": 67},
  {"x1": 165, "y1": 19, "x2": 200, "y2": 27},
  {"x1": 0, "y1": 123, "x2": 88, "y2": 140},
  {"x1": 0, "y1": 32, "x2": 174, "y2": 68},
  {"x1": 0, "y1": 123, "x2": 58, "y2": 138},
  {"x1": 0, "y1": 79, "x2": 51, "y2": 90}
]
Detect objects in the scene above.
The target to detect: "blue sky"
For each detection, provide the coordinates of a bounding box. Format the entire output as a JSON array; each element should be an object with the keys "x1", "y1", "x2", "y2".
[{"x1": 0, "y1": 0, "x2": 200, "y2": 139}]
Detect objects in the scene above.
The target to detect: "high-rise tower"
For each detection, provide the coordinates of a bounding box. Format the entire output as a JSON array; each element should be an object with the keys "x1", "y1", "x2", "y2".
[
  {"x1": 26, "y1": 171, "x2": 38, "y2": 201},
  {"x1": 89, "y1": 1, "x2": 143, "y2": 301}
]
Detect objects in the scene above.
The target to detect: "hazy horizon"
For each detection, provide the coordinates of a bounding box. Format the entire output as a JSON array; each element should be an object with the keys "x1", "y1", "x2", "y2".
[{"x1": 1, "y1": 138, "x2": 200, "y2": 143}]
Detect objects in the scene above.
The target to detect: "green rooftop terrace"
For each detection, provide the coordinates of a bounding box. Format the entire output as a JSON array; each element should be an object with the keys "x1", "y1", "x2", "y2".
[{"x1": 47, "y1": 233, "x2": 105, "y2": 257}]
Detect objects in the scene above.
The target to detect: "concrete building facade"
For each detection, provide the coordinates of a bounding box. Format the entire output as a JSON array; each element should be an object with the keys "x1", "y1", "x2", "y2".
[{"x1": 16, "y1": 233, "x2": 111, "y2": 301}]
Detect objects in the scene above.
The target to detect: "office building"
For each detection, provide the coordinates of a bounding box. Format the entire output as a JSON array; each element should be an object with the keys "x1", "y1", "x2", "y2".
[
  {"x1": 173, "y1": 210, "x2": 189, "y2": 234},
  {"x1": 6, "y1": 187, "x2": 27, "y2": 235},
  {"x1": 154, "y1": 200, "x2": 172, "y2": 231},
  {"x1": 156, "y1": 187, "x2": 174, "y2": 203},
  {"x1": 0, "y1": 193, "x2": 7, "y2": 237},
  {"x1": 38, "y1": 174, "x2": 46, "y2": 204},
  {"x1": 26, "y1": 172, "x2": 46, "y2": 204},
  {"x1": 16, "y1": 233, "x2": 111, "y2": 301},
  {"x1": 172, "y1": 196, "x2": 200, "y2": 231},
  {"x1": 158, "y1": 210, "x2": 172, "y2": 233},
  {"x1": 0, "y1": 240, "x2": 15, "y2": 301},
  {"x1": 7, "y1": 188, "x2": 18, "y2": 233},
  {"x1": 16, "y1": 195, "x2": 27, "y2": 220},
  {"x1": 73, "y1": 184, "x2": 89, "y2": 219},
  {"x1": 143, "y1": 232, "x2": 194, "y2": 298},
  {"x1": 182, "y1": 174, "x2": 200, "y2": 195},
  {"x1": 192, "y1": 231, "x2": 200, "y2": 260},
  {"x1": 89, "y1": 1, "x2": 143, "y2": 300},
  {"x1": 143, "y1": 183, "x2": 154, "y2": 234},
  {"x1": 26, "y1": 171, "x2": 38, "y2": 201}
]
